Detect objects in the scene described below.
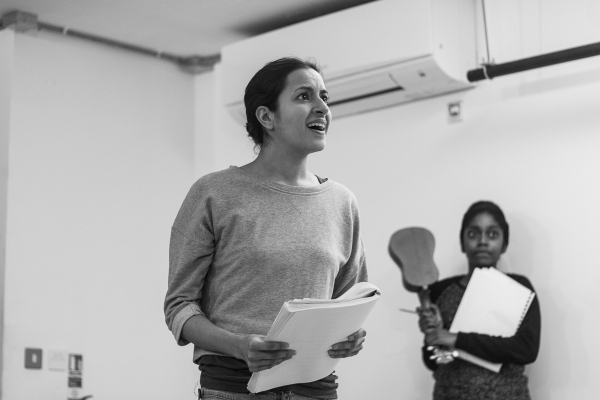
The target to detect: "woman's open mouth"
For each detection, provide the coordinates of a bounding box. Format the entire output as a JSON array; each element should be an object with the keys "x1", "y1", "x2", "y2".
[{"x1": 307, "y1": 122, "x2": 326, "y2": 132}]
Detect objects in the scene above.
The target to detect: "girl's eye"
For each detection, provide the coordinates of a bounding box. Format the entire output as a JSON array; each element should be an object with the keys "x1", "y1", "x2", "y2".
[
  {"x1": 467, "y1": 230, "x2": 478, "y2": 239},
  {"x1": 488, "y1": 231, "x2": 500, "y2": 239}
]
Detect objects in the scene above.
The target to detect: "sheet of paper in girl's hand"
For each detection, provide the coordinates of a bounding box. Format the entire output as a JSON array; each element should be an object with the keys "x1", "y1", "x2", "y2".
[
  {"x1": 247, "y1": 282, "x2": 380, "y2": 393},
  {"x1": 450, "y1": 267, "x2": 535, "y2": 372}
]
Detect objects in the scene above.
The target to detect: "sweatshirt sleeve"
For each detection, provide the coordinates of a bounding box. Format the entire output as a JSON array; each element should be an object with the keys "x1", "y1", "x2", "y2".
[
  {"x1": 331, "y1": 192, "x2": 368, "y2": 299},
  {"x1": 164, "y1": 182, "x2": 216, "y2": 346},
  {"x1": 454, "y1": 275, "x2": 541, "y2": 365},
  {"x1": 332, "y1": 237, "x2": 368, "y2": 298}
]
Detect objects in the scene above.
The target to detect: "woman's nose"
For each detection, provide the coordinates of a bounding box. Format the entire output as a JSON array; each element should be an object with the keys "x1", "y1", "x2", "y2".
[{"x1": 313, "y1": 98, "x2": 330, "y2": 114}]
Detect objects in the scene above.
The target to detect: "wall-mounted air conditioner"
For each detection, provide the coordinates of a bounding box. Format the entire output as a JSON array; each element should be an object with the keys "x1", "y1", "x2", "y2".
[{"x1": 220, "y1": 0, "x2": 478, "y2": 123}]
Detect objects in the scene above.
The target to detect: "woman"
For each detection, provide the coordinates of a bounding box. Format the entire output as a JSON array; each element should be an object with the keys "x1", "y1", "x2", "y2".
[
  {"x1": 164, "y1": 57, "x2": 368, "y2": 400},
  {"x1": 418, "y1": 201, "x2": 541, "y2": 400}
]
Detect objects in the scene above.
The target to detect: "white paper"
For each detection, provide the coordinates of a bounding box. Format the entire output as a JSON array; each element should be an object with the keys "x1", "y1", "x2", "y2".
[
  {"x1": 247, "y1": 282, "x2": 380, "y2": 393},
  {"x1": 450, "y1": 268, "x2": 535, "y2": 372}
]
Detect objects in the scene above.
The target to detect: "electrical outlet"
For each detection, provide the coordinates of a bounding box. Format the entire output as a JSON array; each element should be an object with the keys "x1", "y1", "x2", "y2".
[{"x1": 447, "y1": 101, "x2": 463, "y2": 123}]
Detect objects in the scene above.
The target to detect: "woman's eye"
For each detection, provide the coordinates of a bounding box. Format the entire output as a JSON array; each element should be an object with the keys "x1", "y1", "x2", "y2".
[
  {"x1": 488, "y1": 231, "x2": 499, "y2": 239},
  {"x1": 467, "y1": 231, "x2": 477, "y2": 238},
  {"x1": 299, "y1": 93, "x2": 309, "y2": 100},
  {"x1": 321, "y1": 95, "x2": 329, "y2": 104}
]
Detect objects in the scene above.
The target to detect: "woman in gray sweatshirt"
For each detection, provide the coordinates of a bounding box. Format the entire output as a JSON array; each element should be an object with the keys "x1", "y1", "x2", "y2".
[{"x1": 164, "y1": 57, "x2": 368, "y2": 400}]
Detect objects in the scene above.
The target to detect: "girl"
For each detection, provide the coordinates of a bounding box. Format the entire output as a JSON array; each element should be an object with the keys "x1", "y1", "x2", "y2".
[{"x1": 418, "y1": 201, "x2": 541, "y2": 400}]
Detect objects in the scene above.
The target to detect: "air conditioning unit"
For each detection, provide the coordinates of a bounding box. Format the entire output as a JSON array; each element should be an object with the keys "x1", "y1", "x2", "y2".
[{"x1": 220, "y1": 0, "x2": 478, "y2": 123}]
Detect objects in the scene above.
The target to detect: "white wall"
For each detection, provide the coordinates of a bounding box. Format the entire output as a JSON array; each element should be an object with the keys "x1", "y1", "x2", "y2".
[
  {"x1": 2, "y1": 1, "x2": 600, "y2": 399},
  {"x1": 0, "y1": 28, "x2": 14, "y2": 398},
  {"x1": 0, "y1": 30, "x2": 199, "y2": 399},
  {"x1": 196, "y1": 1, "x2": 600, "y2": 399},
  {"x1": 322, "y1": 75, "x2": 600, "y2": 400}
]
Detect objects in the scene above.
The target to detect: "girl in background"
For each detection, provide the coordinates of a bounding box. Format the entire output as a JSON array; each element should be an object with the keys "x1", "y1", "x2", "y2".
[{"x1": 418, "y1": 201, "x2": 541, "y2": 400}]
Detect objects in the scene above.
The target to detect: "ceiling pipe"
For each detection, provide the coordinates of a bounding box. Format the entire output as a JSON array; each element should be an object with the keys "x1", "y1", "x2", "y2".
[
  {"x1": 467, "y1": 42, "x2": 600, "y2": 82},
  {"x1": 36, "y1": 21, "x2": 184, "y2": 63},
  {"x1": 0, "y1": 10, "x2": 220, "y2": 75}
]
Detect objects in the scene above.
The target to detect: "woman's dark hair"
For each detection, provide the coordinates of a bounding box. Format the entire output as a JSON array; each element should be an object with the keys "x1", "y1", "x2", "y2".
[
  {"x1": 244, "y1": 57, "x2": 321, "y2": 149},
  {"x1": 460, "y1": 200, "x2": 509, "y2": 249}
]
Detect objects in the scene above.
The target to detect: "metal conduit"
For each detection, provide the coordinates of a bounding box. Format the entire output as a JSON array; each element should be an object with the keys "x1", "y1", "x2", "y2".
[
  {"x1": 0, "y1": 10, "x2": 220, "y2": 74},
  {"x1": 467, "y1": 42, "x2": 600, "y2": 82},
  {"x1": 36, "y1": 21, "x2": 184, "y2": 63}
]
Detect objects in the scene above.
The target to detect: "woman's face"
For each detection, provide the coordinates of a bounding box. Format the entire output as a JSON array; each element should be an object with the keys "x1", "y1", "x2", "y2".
[
  {"x1": 461, "y1": 212, "x2": 507, "y2": 269},
  {"x1": 269, "y1": 68, "x2": 331, "y2": 156}
]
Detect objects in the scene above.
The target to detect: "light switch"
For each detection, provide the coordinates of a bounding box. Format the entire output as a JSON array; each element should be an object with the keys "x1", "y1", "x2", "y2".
[
  {"x1": 24, "y1": 348, "x2": 43, "y2": 369},
  {"x1": 49, "y1": 349, "x2": 68, "y2": 371}
]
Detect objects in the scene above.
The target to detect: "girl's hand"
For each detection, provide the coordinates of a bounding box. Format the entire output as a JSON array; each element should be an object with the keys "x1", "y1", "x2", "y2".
[
  {"x1": 328, "y1": 328, "x2": 366, "y2": 358},
  {"x1": 425, "y1": 328, "x2": 458, "y2": 349},
  {"x1": 239, "y1": 334, "x2": 296, "y2": 372},
  {"x1": 417, "y1": 304, "x2": 443, "y2": 333}
]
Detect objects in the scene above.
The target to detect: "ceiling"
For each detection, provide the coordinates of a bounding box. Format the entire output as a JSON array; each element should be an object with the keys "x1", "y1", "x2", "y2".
[{"x1": 0, "y1": 0, "x2": 378, "y2": 58}]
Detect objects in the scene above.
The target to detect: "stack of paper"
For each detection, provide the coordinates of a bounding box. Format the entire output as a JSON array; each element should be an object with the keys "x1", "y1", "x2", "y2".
[
  {"x1": 449, "y1": 268, "x2": 535, "y2": 372},
  {"x1": 247, "y1": 282, "x2": 381, "y2": 393}
]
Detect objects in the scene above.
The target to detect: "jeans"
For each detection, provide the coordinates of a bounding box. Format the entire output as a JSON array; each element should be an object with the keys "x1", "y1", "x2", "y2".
[{"x1": 199, "y1": 387, "x2": 332, "y2": 400}]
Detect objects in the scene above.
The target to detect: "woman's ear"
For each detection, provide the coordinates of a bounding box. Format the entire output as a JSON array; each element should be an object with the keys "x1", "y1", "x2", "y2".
[{"x1": 256, "y1": 106, "x2": 274, "y2": 131}]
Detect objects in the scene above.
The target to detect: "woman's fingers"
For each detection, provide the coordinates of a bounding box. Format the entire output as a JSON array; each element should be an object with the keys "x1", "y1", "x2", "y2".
[
  {"x1": 247, "y1": 337, "x2": 292, "y2": 353},
  {"x1": 247, "y1": 354, "x2": 294, "y2": 372},
  {"x1": 328, "y1": 342, "x2": 364, "y2": 358},
  {"x1": 244, "y1": 336, "x2": 296, "y2": 372},
  {"x1": 328, "y1": 329, "x2": 367, "y2": 358}
]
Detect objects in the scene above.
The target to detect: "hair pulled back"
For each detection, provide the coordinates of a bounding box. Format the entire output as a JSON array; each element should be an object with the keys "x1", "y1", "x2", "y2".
[
  {"x1": 460, "y1": 200, "x2": 510, "y2": 249},
  {"x1": 244, "y1": 57, "x2": 321, "y2": 149}
]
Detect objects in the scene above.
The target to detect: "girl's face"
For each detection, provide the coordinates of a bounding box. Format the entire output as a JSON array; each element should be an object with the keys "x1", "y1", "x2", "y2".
[
  {"x1": 269, "y1": 68, "x2": 331, "y2": 157},
  {"x1": 461, "y1": 212, "x2": 507, "y2": 269}
]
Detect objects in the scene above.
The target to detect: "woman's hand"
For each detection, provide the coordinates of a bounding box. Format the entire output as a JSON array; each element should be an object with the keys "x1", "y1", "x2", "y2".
[
  {"x1": 181, "y1": 315, "x2": 295, "y2": 372},
  {"x1": 425, "y1": 328, "x2": 458, "y2": 349},
  {"x1": 238, "y1": 334, "x2": 296, "y2": 372},
  {"x1": 417, "y1": 304, "x2": 443, "y2": 333},
  {"x1": 328, "y1": 328, "x2": 366, "y2": 359}
]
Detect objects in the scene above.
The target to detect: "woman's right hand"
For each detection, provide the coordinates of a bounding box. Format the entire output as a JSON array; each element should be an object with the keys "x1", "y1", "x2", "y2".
[
  {"x1": 237, "y1": 334, "x2": 296, "y2": 372},
  {"x1": 417, "y1": 304, "x2": 443, "y2": 333}
]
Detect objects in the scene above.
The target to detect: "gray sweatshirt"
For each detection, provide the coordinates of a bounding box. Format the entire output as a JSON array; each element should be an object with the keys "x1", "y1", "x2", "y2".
[{"x1": 164, "y1": 166, "x2": 368, "y2": 363}]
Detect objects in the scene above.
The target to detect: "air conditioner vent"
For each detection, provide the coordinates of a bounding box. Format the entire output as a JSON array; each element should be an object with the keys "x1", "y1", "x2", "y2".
[{"x1": 221, "y1": 0, "x2": 477, "y2": 123}]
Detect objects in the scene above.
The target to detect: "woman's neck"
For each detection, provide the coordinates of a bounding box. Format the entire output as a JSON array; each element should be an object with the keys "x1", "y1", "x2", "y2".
[{"x1": 240, "y1": 148, "x2": 319, "y2": 187}]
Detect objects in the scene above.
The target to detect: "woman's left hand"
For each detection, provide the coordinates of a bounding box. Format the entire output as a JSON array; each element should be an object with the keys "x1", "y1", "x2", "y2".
[{"x1": 328, "y1": 328, "x2": 366, "y2": 358}]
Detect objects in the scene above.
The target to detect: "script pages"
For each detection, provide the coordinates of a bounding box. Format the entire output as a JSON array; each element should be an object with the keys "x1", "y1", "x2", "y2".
[
  {"x1": 247, "y1": 282, "x2": 381, "y2": 393},
  {"x1": 449, "y1": 267, "x2": 536, "y2": 372}
]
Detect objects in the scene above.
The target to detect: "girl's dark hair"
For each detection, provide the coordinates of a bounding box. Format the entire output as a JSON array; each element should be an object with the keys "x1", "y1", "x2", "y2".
[
  {"x1": 460, "y1": 200, "x2": 510, "y2": 248},
  {"x1": 244, "y1": 57, "x2": 321, "y2": 149}
]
